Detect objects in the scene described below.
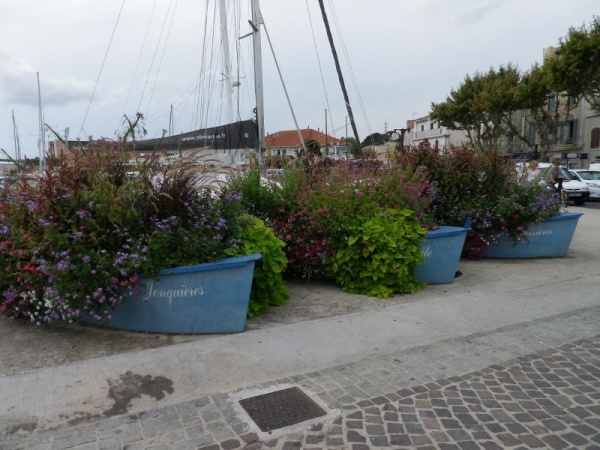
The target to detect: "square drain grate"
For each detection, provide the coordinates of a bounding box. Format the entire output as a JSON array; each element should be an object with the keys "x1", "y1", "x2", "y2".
[{"x1": 239, "y1": 387, "x2": 327, "y2": 432}]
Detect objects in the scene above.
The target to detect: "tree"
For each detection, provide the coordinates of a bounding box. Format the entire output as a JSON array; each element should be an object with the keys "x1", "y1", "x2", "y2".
[
  {"x1": 430, "y1": 64, "x2": 521, "y2": 151},
  {"x1": 511, "y1": 64, "x2": 566, "y2": 160},
  {"x1": 547, "y1": 16, "x2": 600, "y2": 112},
  {"x1": 303, "y1": 138, "x2": 321, "y2": 156},
  {"x1": 343, "y1": 137, "x2": 361, "y2": 159},
  {"x1": 360, "y1": 132, "x2": 387, "y2": 147}
]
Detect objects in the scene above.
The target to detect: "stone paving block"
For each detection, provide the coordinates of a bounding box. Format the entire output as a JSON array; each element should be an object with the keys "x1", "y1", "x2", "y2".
[
  {"x1": 97, "y1": 435, "x2": 122, "y2": 450},
  {"x1": 7, "y1": 311, "x2": 600, "y2": 450}
]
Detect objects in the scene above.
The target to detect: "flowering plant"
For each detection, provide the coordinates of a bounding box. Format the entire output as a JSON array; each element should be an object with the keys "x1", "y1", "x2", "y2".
[
  {"x1": 396, "y1": 143, "x2": 561, "y2": 259},
  {"x1": 229, "y1": 157, "x2": 435, "y2": 296},
  {"x1": 0, "y1": 119, "x2": 286, "y2": 325}
]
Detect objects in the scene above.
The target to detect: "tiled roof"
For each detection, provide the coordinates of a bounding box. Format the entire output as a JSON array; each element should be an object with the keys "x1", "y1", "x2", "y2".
[{"x1": 265, "y1": 128, "x2": 344, "y2": 148}]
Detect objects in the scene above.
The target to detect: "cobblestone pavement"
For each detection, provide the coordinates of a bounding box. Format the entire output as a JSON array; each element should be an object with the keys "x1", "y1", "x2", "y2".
[{"x1": 2, "y1": 305, "x2": 600, "y2": 450}]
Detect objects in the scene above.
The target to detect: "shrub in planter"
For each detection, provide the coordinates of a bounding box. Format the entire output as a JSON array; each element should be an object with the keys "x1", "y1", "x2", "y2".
[
  {"x1": 0, "y1": 118, "x2": 287, "y2": 325},
  {"x1": 327, "y1": 209, "x2": 426, "y2": 298},
  {"x1": 231, "y1": 158, "x2": 436, "y2": 283},
  {"x1": 225, "y1": 214, "x2": 289, "y2": 317},
  {"x1": 395, "y1": 143, "x2": 561, "y2": 259}
]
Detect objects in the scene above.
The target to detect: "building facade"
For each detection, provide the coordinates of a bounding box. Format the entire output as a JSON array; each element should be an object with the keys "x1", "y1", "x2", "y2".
[
  {"x1": 411, "y1": 116, "x2": 469, "y2": 149},
  {"x1": 265, "y1": 128, "x2": 348, "y2": 160}
]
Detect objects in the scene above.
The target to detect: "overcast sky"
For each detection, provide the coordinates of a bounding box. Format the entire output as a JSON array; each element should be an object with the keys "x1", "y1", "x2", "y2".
[{"x1": 1, "y1": 0, "x2": 598, "y2": 158}]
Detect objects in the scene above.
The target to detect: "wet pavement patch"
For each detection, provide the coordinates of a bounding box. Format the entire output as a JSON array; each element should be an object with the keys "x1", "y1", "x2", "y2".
[
  {"x1": 239, "y1": 387, "x2": 327, "y2": 432},
  {"x1": 5, "y1": 418, "x2": 37, "y2": 436},
  {"x1": 104, "y1": 371, "x2": 174, "y2": 417}
]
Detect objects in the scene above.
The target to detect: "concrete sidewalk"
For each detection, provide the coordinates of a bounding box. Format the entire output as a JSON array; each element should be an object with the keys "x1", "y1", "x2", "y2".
[{"x1": 1, "y1": 206, "x2": 599, "y2": 449}]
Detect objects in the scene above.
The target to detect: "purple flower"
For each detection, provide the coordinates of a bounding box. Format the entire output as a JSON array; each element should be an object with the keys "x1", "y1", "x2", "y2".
[{"x1": 25, "y1": 200, "x2": 38, "y2": 212}]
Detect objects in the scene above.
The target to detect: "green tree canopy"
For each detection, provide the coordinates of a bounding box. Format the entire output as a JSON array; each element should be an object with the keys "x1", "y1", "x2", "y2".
[
  {"x1": 303, "y1": 138, "x2": 321, "y2": 155},
  {"x1": 431, "y1": 64, "x2": 521, "y2": 151},
  {"x1": 547, "y1": 16, "x2": 600, "y2": 112},
  {"x1": 343, "y1": 137, "x2": 361, "y2": 159},
  {"x1": 360, "y1": 132, "x2": 387, "y2": 147}
]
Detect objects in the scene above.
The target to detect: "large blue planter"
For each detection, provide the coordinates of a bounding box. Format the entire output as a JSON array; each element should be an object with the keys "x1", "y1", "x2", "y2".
[
  {"x1": 81, "y1": 253, "x2": 261, "y2": 334},
  {"x1": 483, "y1": 212, "x2": 582, "y2": 259},
  {"x1": 414, "y1": 226, "x2": 468, "y2": 284}
]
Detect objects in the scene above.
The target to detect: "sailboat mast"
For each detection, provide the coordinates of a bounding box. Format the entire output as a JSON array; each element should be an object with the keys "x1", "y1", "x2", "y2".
[
  {"x1": 37, "y1": 72, "x2": 46, "y2": 170},
  {"x1": 12, "y1": 110, "x2": 22, "y2": 164},
  {"x1": 218, "y1": 0, "x2": 235, "y2": 123},
  {"x1": 251, "y1": 0, "x2": 265, "y2": 158},
  {"x1": 316, "y1": 0, "x2": 363, "y2": 159}
]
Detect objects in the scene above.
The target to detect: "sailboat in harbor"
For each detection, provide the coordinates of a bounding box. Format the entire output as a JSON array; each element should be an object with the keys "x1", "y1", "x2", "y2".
[
  {"x1": 107, "y1": 0, "x2": 362, "y2": 167},
  {"x1": 134, "y1": 0, "x2": 266, "y2": 167}
]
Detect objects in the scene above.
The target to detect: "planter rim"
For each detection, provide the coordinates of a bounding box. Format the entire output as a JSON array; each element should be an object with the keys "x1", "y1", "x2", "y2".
[
  {"x1": 426, "y1": 225, "x2": 469, "y2": 239},
  {"x1": 544, "y1": 211, "x2": 583, "y2": 223},
  {"x1": 158, "y1": 252, "x2": 262, "y2": 276}
]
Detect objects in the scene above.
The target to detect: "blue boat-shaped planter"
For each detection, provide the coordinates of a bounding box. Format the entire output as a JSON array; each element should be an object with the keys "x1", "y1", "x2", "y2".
[
  {"x1": 81, "y1": 253, "x2": 261, "y2": 334},
  {"x1": 414, "y1": 225, "x2": 468, "y2": 284},
  {"x1": 483, "y1": 212, "x2": 582, "y2": 259}
]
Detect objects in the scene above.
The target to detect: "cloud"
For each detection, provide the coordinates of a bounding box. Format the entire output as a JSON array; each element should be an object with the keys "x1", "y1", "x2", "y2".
[
  {"x1": 454, "y1": 1, "x2": 506, "y2": 24},
  {"x1": 0, "y1": 56, "x2": 94, "y2": 107},
  {"x1": 96, "y1": 84, "x2": 130, "y2": 109}
]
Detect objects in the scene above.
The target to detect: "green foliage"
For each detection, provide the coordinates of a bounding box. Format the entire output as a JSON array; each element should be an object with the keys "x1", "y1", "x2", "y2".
[
  {"x1": 430, "y1": 64, "x2": 521, "y2": 151},
  {"x1": 226, "y1": 215, "x2": 289, "y2": 317},
  {"x1": 512, "y1": 64, "x2": 560, "y2": 155},
  {"x1": 547, "y1": 16, "x2": 600, "y2": 111},
  {"x1": 303, "y1": 138, "x2": 321, "y2": 155},
  {"x1": 227, "y1": 168, "x2": 299, "y2": 221},
  {"x1": 343, "y1": 137, "x2": 361, "y2": 159},
  {"x1": 327, "y1": 209, "x2": 426, "y2": 298},
  {"x1": 360, "y1": 132, "x2": 387, "y2": 147}
]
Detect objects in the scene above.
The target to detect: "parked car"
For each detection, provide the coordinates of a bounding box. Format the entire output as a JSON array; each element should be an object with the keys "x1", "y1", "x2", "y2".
[
  {"x1": 569, "y1": 170, "x2": 600, "y2": 200},
  {"x1": 518, "y1": 162, "x2": 590, "y2": 205}
]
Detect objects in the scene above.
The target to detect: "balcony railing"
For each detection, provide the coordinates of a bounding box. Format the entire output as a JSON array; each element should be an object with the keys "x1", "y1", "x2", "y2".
[{"x1": 414, "y1": 128, "x2": 443, "y2": 139}]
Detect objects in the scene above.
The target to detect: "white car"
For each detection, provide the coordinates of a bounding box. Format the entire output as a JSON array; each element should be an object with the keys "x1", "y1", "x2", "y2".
[
  {"x1": 517, "y1": 162, "x2": 590, "y2": 205},
  {"x1": 569, "y1": 170, "x2": 600, "y2": 200}
]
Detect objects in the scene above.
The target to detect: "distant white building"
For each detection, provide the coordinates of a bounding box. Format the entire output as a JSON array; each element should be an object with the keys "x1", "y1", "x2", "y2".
[{"x1": 411, "y1": 115, "x2": 469, "y2": 149}]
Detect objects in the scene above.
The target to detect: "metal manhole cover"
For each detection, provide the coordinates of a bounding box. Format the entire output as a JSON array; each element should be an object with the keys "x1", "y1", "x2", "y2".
[{"x1": 239, "y1": 387, "x2": 327, "y2": 432}]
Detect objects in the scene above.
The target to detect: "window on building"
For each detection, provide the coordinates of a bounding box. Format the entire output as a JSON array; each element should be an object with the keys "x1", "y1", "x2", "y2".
[
  {"x1": 560, "y1": 115, "x2": 578, "y2": 145},
  {"x1": 430, "y1": 122, "x2": 434, "y2": 130},
  {"x1": 547, "y1": 93, "x2": 556, "y2": 111},
  {"x1": 547, "y1": 119, "x2": 557, "y2": 144},
  {"x1": 528, "y1": 123, "x2": 536, "y2": 146},
  {"x1": 421, "y1": 125, "x2": 425, "y2": 131},
  {"x1": 566, "y1": 95, "x2": 577, "y2": 108},
  {"x1": 591, "y1": 127, "x2": 600, "y2": 149}
]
